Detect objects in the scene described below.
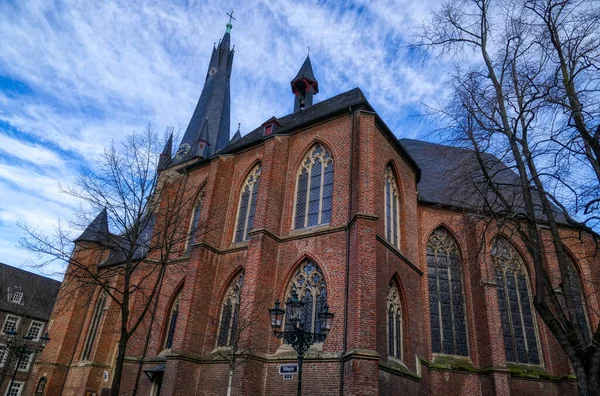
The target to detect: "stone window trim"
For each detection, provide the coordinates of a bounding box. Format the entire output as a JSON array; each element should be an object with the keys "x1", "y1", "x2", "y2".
[
  {"x1": 387, "y1": 281, "x2": 403, "y2": 360},
  {"x1": 282, "y1": 260, "x2": 327, "y2": 339},
  {"x1": 384, "y1": 166, "x2": 401, "y2": 249},
  {"x1": 1, "y1": 315, "x2": 21, "y2": 336},
  {"x1": 26, "y1": 320, "x2": 45, "y2": 342},
  {"x1": 185, "y1": 190, "x2": 205, "y2": 254},
  {"x1": 291, "y1": 144, "x2": 334, "y2": 230},
  {"x1": 16, "y1": 351, "x2": 33, "y2": 372},
  {"x1": 0, "y1": 345, "x2": 8, "y2": 368},
  {"x1": 492, "y1": 237, "x2": 543, "y2": 366},
  {"x1": 162, "y1": 289, "x2": 182, "y2": 350},
  {"x1": 233, "y1": 164, "x2": 261, "y2": 243},
  {"x1": 217, "y1": 271, "x2": 244, "y2": 348},
  {"x1": 427, "y1": 227, "x2": 470, "y2": 357},
  {"x1": 4, "y1": 381, "x2": 23, "y2": 396},
  {"x1": 81, "y1": 291, "x2": 107, "y2": 361}
]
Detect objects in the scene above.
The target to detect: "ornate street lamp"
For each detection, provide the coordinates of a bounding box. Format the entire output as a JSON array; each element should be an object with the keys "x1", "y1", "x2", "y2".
[
  {"x1": 269, "y1": 292, "x2": 335, "y2": 396},
  {"x1": 4, "y1": 330, "x2": 51, "y2": 393}
]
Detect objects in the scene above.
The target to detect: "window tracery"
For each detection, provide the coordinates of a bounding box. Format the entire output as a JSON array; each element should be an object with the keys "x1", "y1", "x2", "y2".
[
  {"x1": 427, "y1": 227, "x2": 468, "y2": 356},
  {"x1": 284, "y1": 260, "x2": 327, "y2": 336},
  {"x1": 294, "y1": 144, "x2": 333, "y2": 229},
  {"x1": 492, "y1": 237, "x2": 540, "y2": 364},
  {"x1": 387, "y1": 282, "x2": 402, "y2": 359},
  {"x1": 218, "y1": 272, "x2": 244, "y2": 347},
  {"x1": 384, "y1": 166, "x2": 400, "y2": 248},
  {"x1": 81, "y1": 291, "x2": 106, "y2": 361},
  {"x1": 164, "y1": 291, "x2": 181, "y2": 349},
  {"x1": 563, "y1": 255, "x2": 590, "y2": 343},
  {"x1": 234, "y1": 165, "x2": 261, "y2": 242}
]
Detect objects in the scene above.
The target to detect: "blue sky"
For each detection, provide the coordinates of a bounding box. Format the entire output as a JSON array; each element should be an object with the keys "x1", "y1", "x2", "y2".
[{"x1": 0, "y1": 0, "x2": 447, "y2": 277}]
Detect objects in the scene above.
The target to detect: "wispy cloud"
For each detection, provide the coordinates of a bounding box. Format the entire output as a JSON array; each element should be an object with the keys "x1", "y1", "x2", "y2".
[{"x1": 0, "y1": 0, "x2": 447, "y2": 278}]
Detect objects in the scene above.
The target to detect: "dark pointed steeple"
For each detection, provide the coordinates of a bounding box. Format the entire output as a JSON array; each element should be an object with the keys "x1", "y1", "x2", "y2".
[
  {"x1": 173, "y1": 19, "x2": 235, "y2": 164},
  {"x1": 75, "y1": 208, "x2": 109, "y2": 243},
  {"x1": 291, "y1": 56, "x2": 319, "y2": 113},
  {"x1": 157, "y1": 133, "x2": 173, "y2": 171}
]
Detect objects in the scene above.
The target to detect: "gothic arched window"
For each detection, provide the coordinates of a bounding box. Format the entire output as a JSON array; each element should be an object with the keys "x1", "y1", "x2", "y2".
[
  {"x1": 35, "y1": 377, "x2": 47, "y2": 395},
  {"x1": 218, "y1": 272, "x2": 244, "y2": 347},
  {"x1": 563, "y1": 254, "x2": 590, "y2": 343},
  {"x1": 387, "y1": 282, "x2": 402, "y2": 359},
  {"x1": 163, "y1": 290, "x2": 182, "y2": 349},
  {"x1": 427, "y1": 228, "x2": 468, "y2": 356},
  {"x1": 384, "y1": 166, "x2": 400, "y2": 248},
  {"x1": 294, "y1": 144, "x2": 333, "y2": 229},
  {"x1": 81, "y1": 291, "x2": 107, "y2": 360},
  {"x1": 187, "y1": 190, "x2": 205, "y2": 253},
  {"x1": 492, "y1": 237, "x2": 540, "y2": 364},
  {"x1": 234, "y1": 165, "x2": 261, "y2": 242},
  {"x1": 284, "y1": 260, "x2": 327, "y2": 336}
]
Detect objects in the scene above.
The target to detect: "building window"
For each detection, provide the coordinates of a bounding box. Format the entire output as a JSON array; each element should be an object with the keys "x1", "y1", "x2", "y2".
[
  {"x1": 492, "y1": 237, "x2": 540, "y2": 364},
  {"x1": 17, "y1": 352, "x2": 33, "y2": 372},
  {"x1": 384, "y1": 166, "x2": 400, "y2": 248},
  {"x1": 10, "y1": 292, "x2": 23, "y2": 305},
  {"x1": 35, "y1": 377, "x2": 47, "y2": 395},
  {"x1": 2, "y1": 315, "x2": 20, "y2": 335},
  {"x1": 427, "y1": 227, "x2": 468, "y2": 356},
  {"x1": 387, "y1": 282, "x2": 402, "y2": 359},
  {"x1": 562, "y1": 255, "x2": 590, "y2": 342},
  {"x1": 81, "y1": 292, "x2": 107, "y2": 361},
  {"x1": 0, "y1": 345, "x2": 7, "y2": 368},
  {"x1": 163, "y1": 291, "x2": 181, "y2": 349},
  {"x1": 234, "y1": 165, "x2": 261, "y2": 242},
  {"x1": 26, "y1": 321, "x2": 45, "y2": 342},
  {"x1": 218, "y1": 272, "x2": 244, "y2": 347},
  {"x1": 5, "y1": 382, "x2": 23, "y2": 396},
  {"x1": 293, "y1": 144, "x2": 333, "y2": 229},
  {"x1": 187, "y1": 191, "x2": 205, "y2": 253},
  {"x1": 284, "y1": 260, "x2": 327, "y2": 337}
]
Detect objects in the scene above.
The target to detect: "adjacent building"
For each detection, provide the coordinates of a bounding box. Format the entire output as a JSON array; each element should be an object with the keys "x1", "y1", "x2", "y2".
[
  {"x1": 27, "y1": 20, "x2": 598, "y2": 396},
  {"x1": 0, "y1": 263, "x2": 60, "y2": 396}
]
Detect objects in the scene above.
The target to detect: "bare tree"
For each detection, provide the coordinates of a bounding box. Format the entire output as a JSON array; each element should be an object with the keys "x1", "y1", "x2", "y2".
[
  {"x1": 416, "y1": 0, "x2": 600, "y2": 394},
  {"x1": 20, "y1": 125, "x2": 206, "y2": 395}
]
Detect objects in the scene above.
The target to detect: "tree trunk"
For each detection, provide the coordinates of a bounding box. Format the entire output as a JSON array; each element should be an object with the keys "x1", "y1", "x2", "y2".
[
  {"x1": 111, "y1": 335, "x2": 128, "y2": 395},
  {"x1": 227, "y1": 366, "x2": 234, "y2": 396},
  {"x1": 573, "y1": 350, "x2": 600, "y2": 396}
]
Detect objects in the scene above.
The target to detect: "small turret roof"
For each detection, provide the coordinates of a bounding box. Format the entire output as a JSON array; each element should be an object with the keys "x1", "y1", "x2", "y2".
[
  {"x1": 291, "y1": 56, "x2": 319, "y2": 93},
  {"x1": 75, "y1": 208, "x2": 109, "y2": 243}
]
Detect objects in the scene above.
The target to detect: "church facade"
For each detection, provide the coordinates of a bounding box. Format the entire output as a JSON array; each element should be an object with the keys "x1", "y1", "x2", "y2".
[{"x1": 26, "y1": 22, "x2": 597, "y2": 396}]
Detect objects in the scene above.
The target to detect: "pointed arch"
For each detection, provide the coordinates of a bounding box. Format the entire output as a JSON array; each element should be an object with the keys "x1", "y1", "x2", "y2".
[
  {"x1": 427, "y1": 226, "x2": 469, "y2": 356},
  {"x1": 186, "y1": 187, "x2": 206, "y2": 253},
  {"x1": 162, "y1": 284, "x2": 184, "y2": 350},
  {"x1": 561, "y1": 249, "x2": 590, "y2": 343},
  {"x1": 292, "y1": 143, "x2": 334, "y2": 229},
  {"x1": 283, "y1": 259, "x2": 328, "y2": 338},
  {"x1": 217, "y1": 270, "x2": 245, "y2": 347},
  {"x1": 81, "y1": 289, "x2": 107, "y2": 361},
  {"x1": 386, "y1": 278, "x2": 403, "y2": 359},
  {"x1": 233, "y1": 163, "x2": 261, "y2": 242},
  {"x1": 491, "y1": 236, "x2": 540, "y2": 364},
  {"x1": 384, "y1": 164, "x2": 401, "y2": 248}
]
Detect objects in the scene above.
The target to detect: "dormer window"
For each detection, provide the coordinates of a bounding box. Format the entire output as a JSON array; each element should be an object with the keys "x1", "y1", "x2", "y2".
[
  {"x1": 7, "y1": 288, "x2": 24, "y2": 305},
  {"x1": 264, "y1": 125, "x2": 273, "y2": 136},
  {"x1": 262, "y1": 117, "x2": 280, "y2": 137}
]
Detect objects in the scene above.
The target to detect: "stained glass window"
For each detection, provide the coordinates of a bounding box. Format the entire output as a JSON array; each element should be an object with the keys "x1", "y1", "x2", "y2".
[
  {"x1": 427, "y1": 228, "x2": 468, "y2": 356},
  {"x1": 294, "y1": 145, "x2": 333, "y2": 229},
  {"x1": 387, "y1": 282, "x2": 402, "y2": 359},
  {"x1": 187, "y1": 191, "x2": 205, "y2": 253},
  {"x1": 164, "y1": 291, "x2": 181, "y2": 349},
  {"x1": 492, "y1": 237, "x2": 540, "y2": 364},
  {"x1": 385, "y1": 167, "x2": 400, "y2": 248},
  {"x1": 218, "y1": 272, "x2": 244, "y2": 347},
  {"x1": 563, "y1": 255, "x2": 590, "y2": 344},
  {"x1": 82, "y1": 292, "x2": 107, "y2": 360},
  {"x1": 284, "y1": 261, "x2": 327, "y2": 337},
  {"x1": 234, "y1": 165, "x2": 261, "y2": 242}
]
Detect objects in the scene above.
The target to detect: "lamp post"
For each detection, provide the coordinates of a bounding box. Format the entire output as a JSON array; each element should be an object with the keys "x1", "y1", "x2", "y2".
[
  {"x1": 5, "y1": 330, "x2": 50, "y2": 393},
  {"x1": 269, "y1": 292, "x2": 334, "y2": 396}
]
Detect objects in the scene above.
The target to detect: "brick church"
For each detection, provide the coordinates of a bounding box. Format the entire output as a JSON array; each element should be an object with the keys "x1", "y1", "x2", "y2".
[{"x1": 26, "y1": 20, "x2": 597, "y2": 396}]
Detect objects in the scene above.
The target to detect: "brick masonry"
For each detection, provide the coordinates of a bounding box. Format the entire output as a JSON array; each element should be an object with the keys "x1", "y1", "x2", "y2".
[{"x1": 26, "y1": 111, "x2": 595, "y2": 395}]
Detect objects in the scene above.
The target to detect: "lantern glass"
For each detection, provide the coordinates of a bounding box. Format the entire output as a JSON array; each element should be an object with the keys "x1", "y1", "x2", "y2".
[
  {"x1": 268, "y1": 300, "x2": 285, "y2": 331},
  {"x1": 286, "y1": 291, "x2": 303, "y2": 324},
  {"x1": 318, "y1": 304, "x2": 335, "y2": 334}
]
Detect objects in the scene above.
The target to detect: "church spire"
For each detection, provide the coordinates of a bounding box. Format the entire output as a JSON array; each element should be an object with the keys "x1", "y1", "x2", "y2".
[
  {"x1": 157, "y1": 132, "x2": 173, "y2": 171},
  {"x1": 173, "y1": 17, "x2": 235, "y2": 164},
  {"x1": 291, "y1": 55, "x2": 319, "y2": 113}
]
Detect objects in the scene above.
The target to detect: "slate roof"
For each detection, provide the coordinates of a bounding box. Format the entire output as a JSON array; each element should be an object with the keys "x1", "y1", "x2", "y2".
[{"x1": 0, "y1": 263, "x2": 61, "y2": 321}]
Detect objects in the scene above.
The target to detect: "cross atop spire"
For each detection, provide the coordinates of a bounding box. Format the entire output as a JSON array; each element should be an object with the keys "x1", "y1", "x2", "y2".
[{"x1": 226, "y1": 10, "x2": 236, "y2": 33}]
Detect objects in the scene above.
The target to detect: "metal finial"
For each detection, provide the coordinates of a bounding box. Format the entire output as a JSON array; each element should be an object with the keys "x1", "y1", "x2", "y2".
[
  {"x1": 307, "y1": 46, "x2": 311, "y2": 56},
  {"x1": 226, "y1": 10, "x2": 236, "y2": 33},
  {"x1": 237, "y1": 123, "x2": 241, "y2": 132}
]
